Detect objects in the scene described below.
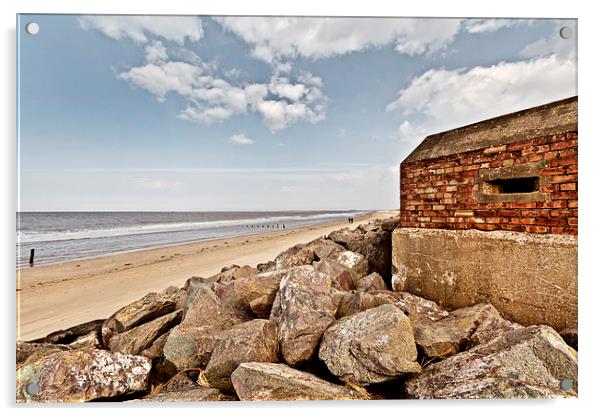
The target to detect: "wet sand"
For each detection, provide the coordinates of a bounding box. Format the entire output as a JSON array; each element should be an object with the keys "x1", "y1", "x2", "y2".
[{"x1": 17, "y1": 211, "x2": 396, "y2": 341}]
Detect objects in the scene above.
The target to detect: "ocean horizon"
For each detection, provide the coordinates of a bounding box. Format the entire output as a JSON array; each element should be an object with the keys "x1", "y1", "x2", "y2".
[{"x1": 16, "y1": 210, "x2": 369, "y2": 268}]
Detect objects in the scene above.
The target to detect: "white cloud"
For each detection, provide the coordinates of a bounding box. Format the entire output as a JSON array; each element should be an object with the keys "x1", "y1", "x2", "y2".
[
  {"x1": 229, "y1": 133, "x2": 255, "y2": 145},
  {"x1": 118, "y1": 57, "x2": 326, "y2": 131},
  {"x1": 214, "y1": 17, "x2": 463, "y2": 64},
  {"x1": 387, "y1": 54, "x2": 576, "y2": 146},
  {"x1": 463, "y1": 19, "x2": 531, "y2": 34},
  {"x1": 78, "y1": 15, "x2": 203, "y2": 44},
  {"x1": 520, "y1": 21, "x2": 576, "y2": 61},
  {"x1": 144, "y1": 40, "x2": 168, "y2": 63}
]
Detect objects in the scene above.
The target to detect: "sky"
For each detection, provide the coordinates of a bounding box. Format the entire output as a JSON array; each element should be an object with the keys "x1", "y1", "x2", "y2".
[{"x1": 17, "y1": 15, "x2": 577, "y2": 211}]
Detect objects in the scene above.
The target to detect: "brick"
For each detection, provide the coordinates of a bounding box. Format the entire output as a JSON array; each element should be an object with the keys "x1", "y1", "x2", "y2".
[
  {"x1": 432, "y1": 205, "x2": 445, "y2": 211},
  {"x1": 510, "y1": 218, "x2": 536, "y2": 225},
  {"x1": 525, "y1": 225, "x2": 549, "y2": 233},
  {"x1": 568, "y1": 218, "x2": 578, "y2": 226},
  {"x1": 502, "y1": 159, "x2": 515, "y2": 167},
  {"x1": 507, "y1": 202, "x2": 537, "y2": 209},
  {"x1": 560, "y1": 183, "x2": 576, "y2": 191},
  {"x1": 498, "y1": 210, "x2": 516, "y2": 217},
  {"x1": 454, "y1": 210, "x2": 474, "y2": 217},
  {"x1": 483, "y1": 145, "x2": 507, "y2": 155},
  {"x1": 550, "y1": 174, "x2": 577, "y2": 184},
  {"x1": 541, "y1": 200, "x2": 567, "y2": 209},
  {"x1": 551, "y1": 139, "x2": 578, "y2": 150},
  {"x1": 568, "y1": 200, "x2": 578, "y2": 208},
  {"x1": 567, "y1": 132, "x2": 578, "y2": 139},
  {"x1": 544, "y1": 151, "x2": 559, "y2": 160},
  {"x1": 485, "y1": 217, "x2": 507, "y2": 224},
  {"x1": 475, "y1": 224, "x2": 498, "y2": 231},
  {"x1": 541, "y1": 167, "x2": 565, "y2": 176}
]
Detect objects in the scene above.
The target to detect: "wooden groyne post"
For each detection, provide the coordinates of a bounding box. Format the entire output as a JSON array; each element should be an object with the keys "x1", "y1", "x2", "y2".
[{"x1": 29, "y1": 248, "x2": 35, "y2": 267}]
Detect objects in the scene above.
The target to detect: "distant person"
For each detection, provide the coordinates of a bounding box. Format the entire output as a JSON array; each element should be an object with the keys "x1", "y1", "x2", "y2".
[
  {"x1": 283, "y1": 224, "x2": 285, "y2": 229},
  {"x1": 351, "y1": 217, "x2": 354, "y2": 224}
]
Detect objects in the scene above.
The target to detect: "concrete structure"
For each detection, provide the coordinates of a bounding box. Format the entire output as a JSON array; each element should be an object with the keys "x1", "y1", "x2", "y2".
[{"x1": 392, "y1": 97, "x2": 577, "y2": 332}]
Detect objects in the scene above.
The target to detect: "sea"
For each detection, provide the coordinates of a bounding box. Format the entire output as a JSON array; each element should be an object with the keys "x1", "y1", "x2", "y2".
[{"x1": 16, "y1": 211, "x2": 368, "y2": 268}]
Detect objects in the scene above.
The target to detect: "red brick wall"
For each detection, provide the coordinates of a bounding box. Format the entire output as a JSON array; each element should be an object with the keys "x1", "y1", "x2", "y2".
[{"x1": 399, "y1": 131, "x2": 578, "y2": 235}]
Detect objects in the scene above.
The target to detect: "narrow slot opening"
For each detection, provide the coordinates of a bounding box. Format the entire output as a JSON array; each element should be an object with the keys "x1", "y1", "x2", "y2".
[{"x1": 483, "y1": 177, "x2": 539, "y2": 194}]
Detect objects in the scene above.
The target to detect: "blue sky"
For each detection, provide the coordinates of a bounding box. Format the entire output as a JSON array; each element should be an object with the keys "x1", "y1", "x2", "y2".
[{"x1": 17, "y1": 15, "x2": 577, "y2": 211}]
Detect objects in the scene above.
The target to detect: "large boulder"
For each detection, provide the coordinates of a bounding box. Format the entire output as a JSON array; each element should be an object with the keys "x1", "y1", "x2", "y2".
[
  {"x1": 369, "y1": 290, "x2": 450, "y2": 322},
  {"x1": 31, "y1": 319, "x2": 104, "y2": 345},
  {"x1": 134, "y1": 387, "x2": 229, "y2": 402},
  {"x1": 305, "y1": 238, "x2": 345, "y2": 260},
  {"x1": 313, "y1": 258, "x2": 356, "y2": 291},
  {"x1": 16, "y1": 342, "x2": 70, "y2": 366},
  {"x1": 109, "y1": 310, "x2": 182, "y2": 355},
  {"x1": 406, "y1": 325, "x2": 578, "y2": 399},
  {"x1": 208, "y1": 265, "x2": 259, "y2": 283},
  {"x1": 333, "y1": 290, "x2": 449, "y2": 322},
  {"x1": 319, "y1": 304, "x2": 421, "y2": 385},
  {"x1": 163, "y1": 326, "x2": 214, "y2": 372},
  {"x1": 269, "y1": 266, "x2": 337, "y2": 366},
  {"x1": 231, "y1": 362, "x2": 364, "y2": 401},
  {"x1": 356, "y1": 272, "x2": 387, "y2": 292},
  {"x1": 332, "y1": 250, "x2": 369, "y2": 277},
  {"x1": 274, "y1": 244, "x2": 316, "y2": 269},
  {"x1": 332, "y1": 290, "x2": 384, "y2": 319},
  {"x1": 101, "y1": 292, "x2": 176, "y2": 347},
  {"x1": 204, "y1": 319, "x2": 279, "y2": 392},
  {"x1": 16, "y1": 349, "x2": 151, "y2": 403},
  {"x1": 328, "y1": 225, "x2": 393, "y2": 280},
  {"x1": 412, "y1": 303, "x2": 521, "y2": 359},
  {"x1": 213, "y1": 270, "x2": 285, "y2": 318}
]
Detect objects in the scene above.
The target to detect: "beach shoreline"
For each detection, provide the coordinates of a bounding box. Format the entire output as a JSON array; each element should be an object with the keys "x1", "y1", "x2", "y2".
[{"x1": 17, "y1": 210, "x2": 396, "y2": 341}]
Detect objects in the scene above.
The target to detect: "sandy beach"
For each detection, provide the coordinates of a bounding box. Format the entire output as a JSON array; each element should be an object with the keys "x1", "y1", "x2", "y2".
[{"x1": 17, "y1": 211, "x2": 395, "y2": 341}]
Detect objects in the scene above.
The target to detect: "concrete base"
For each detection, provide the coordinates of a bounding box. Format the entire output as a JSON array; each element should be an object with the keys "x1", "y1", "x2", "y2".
[{"x1": 392, "y1": 228, "x2": 577, "y2": 332}]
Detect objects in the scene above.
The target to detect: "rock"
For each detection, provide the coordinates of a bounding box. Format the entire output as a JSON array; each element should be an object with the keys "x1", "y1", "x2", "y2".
[
  {"x1": 270, "y1": 266, "x2": 337, "y2": 366},
  {"x1": 210, "y1": 265, "x2": 259, "y2": 283},
  {"x1": 16, "y1": 349, "x2": 151, "y2": 403},
  {"x1": 16, "y1": 341, "x2": 70, "y2": 365},
  {"x1": 162, "y1": 372, "x2": 198, "y2": 392},
  {"x1": 182, "y1": 276, "x2": 212, "y2": 315},
  {"x1": 67, "y1": 331, "x2": 101, "y2": 349},
  {"x1": 231, "y1": 362, "x2": 364, "y2": 401},
  {"x1": 274, "y1": 245, "x2": 316, "y2": 269},
  {"x1": 375, "y1": 216, "x2": 400, "y2": 232},
  {"x1": 101, "y1": 292, "x2": 176, "y2": 347},
  {"x1": 333, "y1": 290, "x2": 449, "y2": 322},
  {"x1": 204, "y1": 319, "x2": 279, "y2": 392},
  {"x1": 160, "y1": 286, "x2": 187, "y2": 310},
  {"x1": 305, "y1": 238, "x2": 345, "y2": 260},
  {"x1": 332, "y1": 250, "x2": 369, "y2": 277},
  {"x1": 31, "y1": 319, "x2": 104, "y2": 345},
  {"x1": 412, "y1": 303, "x2": 521, "y2": 359},
  {"x1": 313, "y1": 258, "x2": 357, "y2": 291},
  {"x1": 405, "y1": 325, "x2": 578, "y2": 399},
  {"x1": 140, "y1": 331, "x2": 170, "y2": 361},
  {"x1": 109, "y1": 310, "x2": 182, "y2": 355},
  {"x1": 332, "y1": 291, "x2": 384, "y2": 319},
  {"x1": 134, "y1": 386, "x2": 228, "y2": 402},
  {"x1": 213, "y1": 269, "x2": 285, "y2": 318},
  {"x1": 181, "y1": 283, "x2": 247, "y2": 329},
  {"x1": 328, "y1": 226, "x2": 392, "y2": 280},
  {"x1": 319, "y1": 304, "x2": 421, "y2": 385},
  {"x1": 356, "y1": 272, "x2": 387, "y2": 292},
  {"x1": 369, "y1": 290, "x2": 450, "y2": 322},
  {"x1": 560, "y1": 327, "x2": 578, "y2": 350},
  {"x1": 256, "y1": 260, "x2": 276, "y2": 272},
  {"x1": 163, "y1": 326, "x2": 211, "y2": 372}
]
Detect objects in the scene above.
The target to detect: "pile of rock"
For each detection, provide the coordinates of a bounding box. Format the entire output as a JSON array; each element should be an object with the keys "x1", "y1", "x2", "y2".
[{"x1": 16, "y1": 216, "x2": 578, "y2": 402}]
